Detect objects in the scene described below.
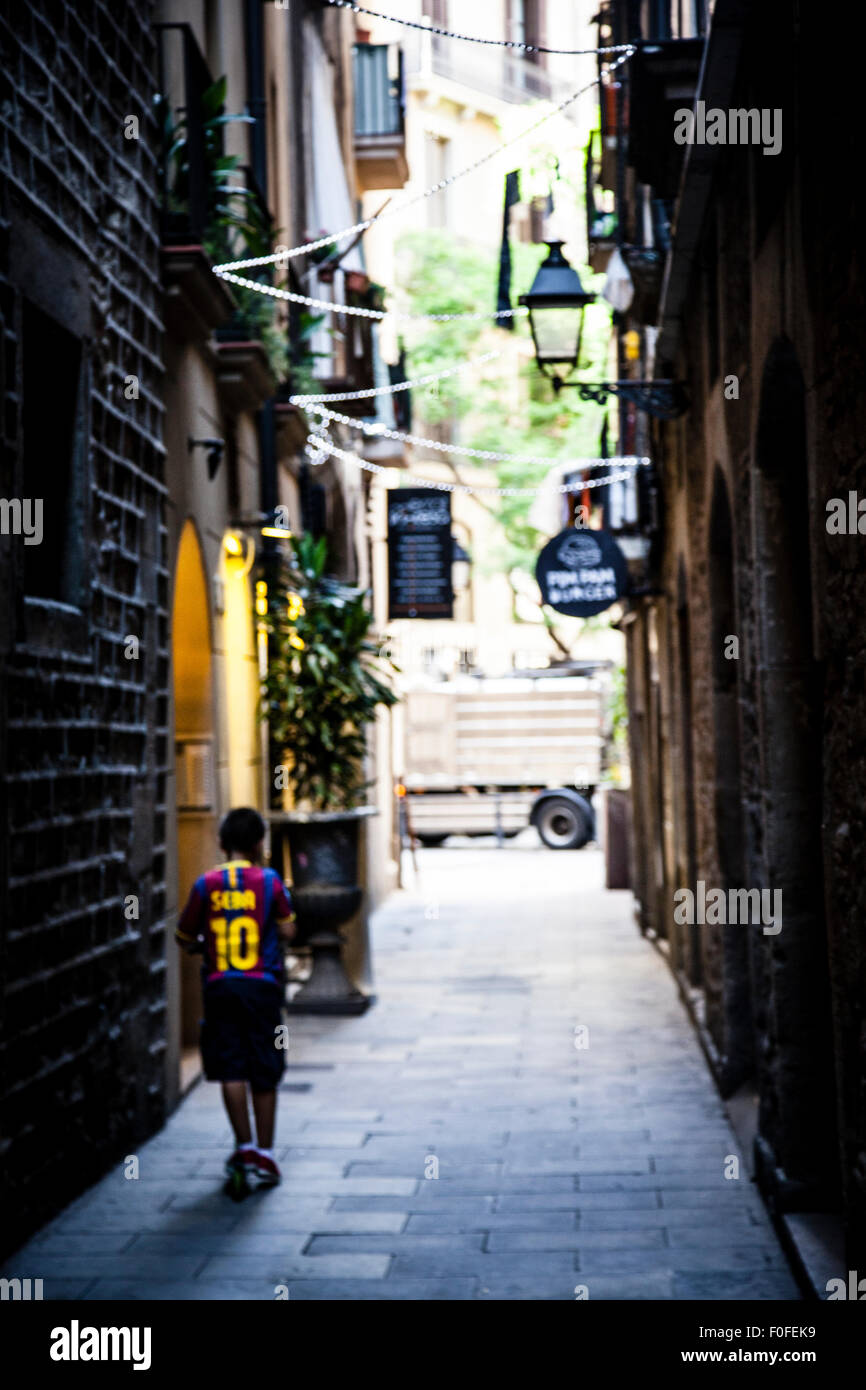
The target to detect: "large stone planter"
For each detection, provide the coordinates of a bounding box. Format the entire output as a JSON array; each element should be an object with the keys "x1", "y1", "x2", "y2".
[{"x1": 268, "y1": 807, "x2": 377, "y2": 1015}]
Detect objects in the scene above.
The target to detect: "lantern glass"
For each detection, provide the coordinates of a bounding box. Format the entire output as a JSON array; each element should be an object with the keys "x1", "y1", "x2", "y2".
[
  {"x1": 519, "y1": 241, "x2": 595, "y2": 382},
  {"x1": 528, "y1": 305, "x2": 584, "y2": 370}
]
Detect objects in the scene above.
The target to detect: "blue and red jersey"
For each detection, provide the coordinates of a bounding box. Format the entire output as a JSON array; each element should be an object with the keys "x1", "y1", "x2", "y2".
[{"x1": 176, "y1": 860, "x2": 294, "y2": 986}]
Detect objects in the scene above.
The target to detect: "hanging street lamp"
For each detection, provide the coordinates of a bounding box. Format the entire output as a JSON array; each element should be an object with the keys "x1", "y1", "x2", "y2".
[
  {"x1": 519, "y1": 241, "x2": 687, "y2": 420},
  {"x1": 519, "y1": 240, "x2": 595, "y2": 381}
]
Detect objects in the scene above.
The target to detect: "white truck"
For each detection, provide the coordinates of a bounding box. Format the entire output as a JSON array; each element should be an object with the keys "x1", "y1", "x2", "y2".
[{"x1": 399, "y1": 670, "x2": 607, "y2": 849}]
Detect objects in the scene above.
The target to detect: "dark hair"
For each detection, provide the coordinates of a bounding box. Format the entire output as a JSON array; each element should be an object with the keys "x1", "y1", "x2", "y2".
[{"x1": 219, "y1": 807, "x2": 266, "y2": 857}]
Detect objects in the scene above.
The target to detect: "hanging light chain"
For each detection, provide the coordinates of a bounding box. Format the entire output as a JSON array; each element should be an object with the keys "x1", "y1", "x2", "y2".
[
  {"x1": 307, "y1": 432, "x2": 649, "y2": 496},
  {"x1": 289, "y1": 351, "x2": 501, "y2": 405},
  {"x1": 212, "y1": 51, "x2": 633, "y2": 276},
  {"x1": 306, "y1": 403, "x2": 650, "y2": 471},
  {"x1": 326, "y1": 1, "x2": 636, "y2": 56},
  {"x1": 213, "y1": 269, "x2": 528, "y2": 323}
]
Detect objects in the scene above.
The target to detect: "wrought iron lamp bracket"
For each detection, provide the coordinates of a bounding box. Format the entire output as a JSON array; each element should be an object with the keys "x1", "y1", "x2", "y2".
[{"x1": 551, "y1": 378, "x2": 687, "y2": 420}]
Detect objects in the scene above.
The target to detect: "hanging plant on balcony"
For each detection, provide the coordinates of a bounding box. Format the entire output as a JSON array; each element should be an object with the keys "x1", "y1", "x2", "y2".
[
  {"x1": 155, "y1": 76, "x2": 288, "y2": 378},
  {"x1": 261, "y1": 532, "x2": 398, "y2": 812},
  {"x1": 361, "y1": 281, "x2": 387, "y2": 312},
  {"x1": 285, "y1": 310, "x2": 333, "y2": 400},
  {"x1": 207, "y1": 164, "x2": 287, "y2": 377},
  {"x1": 154, "y1": 76, "x2": 254, "y2": 241}
]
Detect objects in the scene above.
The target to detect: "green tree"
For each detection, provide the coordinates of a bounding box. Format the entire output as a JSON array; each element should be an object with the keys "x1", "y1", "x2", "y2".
[{"x1": 396, "y1": 217, "x2": 614, "y2": 647}]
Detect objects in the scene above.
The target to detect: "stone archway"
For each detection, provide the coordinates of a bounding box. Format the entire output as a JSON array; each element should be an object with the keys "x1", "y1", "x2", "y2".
[{"x1": 753, "y1": 338, "x2": 839, "y2": 1203}]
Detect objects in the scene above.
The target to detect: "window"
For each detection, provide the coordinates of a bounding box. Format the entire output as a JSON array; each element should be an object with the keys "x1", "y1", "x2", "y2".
[
  {"x1": 422, "y1": 0, "x2": 448, "y2": 25},
  {"x1": 649, "y1": 0, "x2": 672, "y2": 41},
  {"x1": 21, "y1": 300, "x2": 85, "y2": 602},
  {"x1": 204, "y1": 0, "x2": 221, "y2": 80},
  {"x1": 509, "y1": 0, "x2": 527, "y2": 45},
  {"x1": 425, "y1": 134, "x2": 449, "y2": 228},
  {"x1": 509, "y1": 0, "x2": 544, "y2": 63}
]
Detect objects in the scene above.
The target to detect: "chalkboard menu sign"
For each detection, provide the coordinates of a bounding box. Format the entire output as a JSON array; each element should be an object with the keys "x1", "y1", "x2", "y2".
[
  {"x1": 535, "y1": 525, "x2": 629, "y2": 617},
  {"x1": 388, "y1": 489, "x2": 453, "y2": 619}
]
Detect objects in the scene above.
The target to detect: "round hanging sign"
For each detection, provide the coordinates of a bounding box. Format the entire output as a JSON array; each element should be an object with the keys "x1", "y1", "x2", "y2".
[{"x1": 535, "y1": 526, "x2": 629, "y2": 617}]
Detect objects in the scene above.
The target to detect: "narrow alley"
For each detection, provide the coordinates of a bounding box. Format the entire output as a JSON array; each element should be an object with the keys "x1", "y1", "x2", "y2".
[{"x1": 6, "y1": 842, "x2": 798, "y2": 1302}]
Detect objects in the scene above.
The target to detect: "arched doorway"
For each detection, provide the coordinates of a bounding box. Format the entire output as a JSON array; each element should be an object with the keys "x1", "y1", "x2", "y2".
[
  {"x1": 708, "y1": 470, "x2": 753, "y2": 1094},
  {"x1": 753, "y1": 339, "x2": 839, "y2": 1204},
  {"x1": 171, "y1": 520, "x2": 216, "y2": 1093}
]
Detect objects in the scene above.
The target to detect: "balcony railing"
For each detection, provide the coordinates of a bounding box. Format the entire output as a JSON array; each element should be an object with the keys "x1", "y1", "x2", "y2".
[
  {"x1": 405, "y1": 30, "x2": 570, "y2": 108},
  {"x1": 154, "y1": 22, "x2": 215, "y2": 245}
]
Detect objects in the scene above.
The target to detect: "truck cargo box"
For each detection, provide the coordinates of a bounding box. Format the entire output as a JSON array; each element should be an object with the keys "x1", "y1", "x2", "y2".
[{"x1": 402, "y1": 677, "x2": 604, "y2": 791}]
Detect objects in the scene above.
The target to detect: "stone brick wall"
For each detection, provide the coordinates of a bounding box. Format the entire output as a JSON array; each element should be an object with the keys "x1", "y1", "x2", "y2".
[
  {"x1": 628, "y1": 2, "x2": 866, "y2": 1259},
  {"x1": 0, "y1": 0, "x2": 168, "y2": 1256}
]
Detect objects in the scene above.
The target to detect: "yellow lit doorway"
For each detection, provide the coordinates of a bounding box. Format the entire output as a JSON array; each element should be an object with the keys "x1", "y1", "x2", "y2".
[{"x1": 171, "y1": 519, "x2": 216, "y2": 1093}]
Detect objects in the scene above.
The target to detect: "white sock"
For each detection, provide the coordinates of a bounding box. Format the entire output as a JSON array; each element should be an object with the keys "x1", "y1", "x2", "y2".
[{"x1": 256, "y1": 1147, "x2": 274, "y2": 1159}]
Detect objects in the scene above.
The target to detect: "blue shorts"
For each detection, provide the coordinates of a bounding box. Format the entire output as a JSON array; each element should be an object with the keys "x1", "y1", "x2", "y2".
[{"x1": 201, "y1": 976, "x2": 285, "y2": 1090}]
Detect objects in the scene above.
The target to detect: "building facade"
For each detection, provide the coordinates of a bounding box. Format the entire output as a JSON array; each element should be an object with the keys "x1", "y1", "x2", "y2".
[
  {"x1": 0, "y1": 0, "x2": 405, "y2": 1255},
  {"x1": 0, "y1": 0, "x2": 168, "y2": 1256},
  {"x1": 593, "y1": 0, "x2": 866, "y2": 1276},
  {"x1": 356, "y1": 0, "x2": 615, "y2": 687}
]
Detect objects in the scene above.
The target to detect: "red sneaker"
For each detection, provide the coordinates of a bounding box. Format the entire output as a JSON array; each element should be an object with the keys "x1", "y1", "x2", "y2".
[
  {"x1": 226, "y1": 1145, "x2": 258, "y2": 1178},
  {"x1": 252, "y1": 1151, "x2": 281, "y2": 1185}
]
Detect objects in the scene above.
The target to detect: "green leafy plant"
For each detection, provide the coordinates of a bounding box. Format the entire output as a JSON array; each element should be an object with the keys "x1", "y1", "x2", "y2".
[
  {"x1": 155, "y1": 76, "x2": 255, "y2": 239},
  {"x1": 261, "y1": 533, "x2": 399, "y2": 811},
  {"x1": 155, "y1": 77, "x2": 288, "y2": 377}
]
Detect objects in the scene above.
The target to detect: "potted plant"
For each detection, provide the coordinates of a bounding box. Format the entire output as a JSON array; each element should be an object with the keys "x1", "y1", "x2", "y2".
[
  {"x1": 154, "y1": 75, "x2": 255, "y2": 244},
  {"x1": 306, "y1": 230, "x2": 339, "y2": 283},
  {"x1": 345, "y1": 269, "x2": 369, "y2": 296},
  {"x1": 155, "y1": 76, "x2": 288, "y2": 379},
  {"x1": 362, "y1": 280, "x2": 387, "y2": 313},
  {"x1": 261, "y1": 533, "x2": 399, "y2": 1012}
]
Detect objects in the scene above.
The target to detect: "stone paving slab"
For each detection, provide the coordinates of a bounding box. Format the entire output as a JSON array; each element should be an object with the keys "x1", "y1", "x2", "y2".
[
  {"x1": 1, "y1": 844, "x2": 798, "y2": 1301},
  {"x1": 197, "y1": 1254, "x2": 391, "y2": 1281},
  {"x1": 284, "y1": 1278, "x2": 479, "y2": 1301}
]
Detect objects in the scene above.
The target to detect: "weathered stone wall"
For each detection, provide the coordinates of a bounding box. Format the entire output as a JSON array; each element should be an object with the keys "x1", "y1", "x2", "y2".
[
  {"x1": 630, "y1": 0, "x2": 866, "y2": 1257},
  {"x1": 0, "y1": 0, "x2": 167, "y2": 1256}
]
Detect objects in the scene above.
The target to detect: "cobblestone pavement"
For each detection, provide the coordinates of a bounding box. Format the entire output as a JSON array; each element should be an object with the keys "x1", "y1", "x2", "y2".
[{"x1": 4, "y1": 841, "x2": 799, "y2": 1300}]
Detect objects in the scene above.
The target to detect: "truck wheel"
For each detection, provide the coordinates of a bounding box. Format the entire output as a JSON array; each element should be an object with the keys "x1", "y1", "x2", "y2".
[{"x1": 535, "y1": 798, "x2": 589, "y2": 850}]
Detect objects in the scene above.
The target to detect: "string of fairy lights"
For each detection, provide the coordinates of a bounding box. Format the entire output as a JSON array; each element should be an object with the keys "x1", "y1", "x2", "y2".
[
  {"x1": 211, "y1": 269, "x2": 530, "y2": 324},
  {"x1": 304, "y1": 402, "x2": 650, "y2": 474},
  {"x1": 211, "y1": 48, "x2": 632, "y2": 276},
  {"x1": 211, "y1": 16, "x2": 639, "y2": 495},
  {"x1": 306, "y1": 431, "x2": 649, "y2": 498},
  {"x1": 326, "y1": 1, "x2": 634, "y2": 57},
  {"x1": 287, "y1": 350, "x2": 502, "y2": 405}
]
